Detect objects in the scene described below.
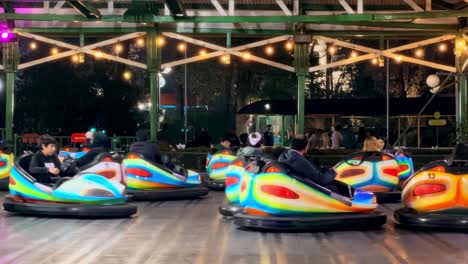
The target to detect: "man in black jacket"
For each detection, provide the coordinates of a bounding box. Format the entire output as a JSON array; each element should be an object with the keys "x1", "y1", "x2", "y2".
[
  {"x1": 278, "y1": 135, "x2": 336, "y2": 189},
  {"x1": 74, "y1": 131, "x2": 109, "y2": 168},
  {"x1": 29, "y1": 135, "x2": 62, "y2": 184},
  {"x1": 129, "y1": 130, "x2": 162, "y2": 164}
]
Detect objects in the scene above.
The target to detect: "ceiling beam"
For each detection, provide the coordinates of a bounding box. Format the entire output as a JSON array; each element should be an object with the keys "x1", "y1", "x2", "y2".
[
  {"x1": 162, "y1": 0, "x2": 186, "y2": 17},
  {"x1": 404, "y1": 0, "x2": 424, "y2": 12},
  {"x1": 338, "y1": 0, "x2": 355, "y2": 14},
  {"x1": 66, "y1": 1, "x2": 102, "y2": 19},
  {"x1": 275, "y1": 0, "x2": 292, "y2": 16},
  {"x1": 210, "y1": 0, "x2": 227, "y2": 16}
]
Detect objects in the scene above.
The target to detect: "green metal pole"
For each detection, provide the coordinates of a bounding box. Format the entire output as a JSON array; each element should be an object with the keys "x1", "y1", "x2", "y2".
[
  {"x1": 3, "y1": 42, "x2": 18, "y2": 142},
  {"x1": 294, "y1": 42, "x2": 309, "y2": 135},
  {"x1": 459, "y1": 74, "x2": 467, "y2": 142},
  {"x1": 147, "y1": 30, "x2": 161, "y2": 142}
]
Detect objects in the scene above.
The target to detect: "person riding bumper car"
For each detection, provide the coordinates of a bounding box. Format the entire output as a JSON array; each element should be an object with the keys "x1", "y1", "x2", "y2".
[
  {"x1": 334, "y1": 151, "x2": 407, "y2": 203},
  {"x1": 394, "y1": 143, "x2": 468, "y2": 229},
  {"x1": 3, "y1": 154, "x2": 137, "y2": 218},
  {"x1": 123, "y1": 153, "x2": 209, "y2": 201},
  {"x1": 232, "y1": 161, "x2": 386, "y2": 231},
  {"x1": 204, "y1": 149, "x2": 237, "y2": 191}
]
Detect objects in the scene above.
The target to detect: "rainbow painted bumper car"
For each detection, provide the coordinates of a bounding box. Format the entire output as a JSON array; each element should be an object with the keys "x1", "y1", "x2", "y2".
[
  {"x1": 205, "y1": 149, "x2": 237, "y2": 191},
  {"x1": 59, "y1": 148, "x2": 89, "y2": 160},
  {"x1": 0, "y1": 151, "x2": 14, "y2": 191},
  {"x1": 58, "y1": 133, "x2": 90, "y2": 159},
  {"x1": 122, "y1": 153, "x2": 209, "y2": 201},
  {"x1": 232, "y1": 161, "x2": 386, "y2": 231},
  {"x1": 394, "y1": 143, "x2": 468, "y2": 229},
  {"x1": 334, "y1": 151, "x2": 409, "y2": 203},
  {"x1": 3, "y1": 153, "x2": 137, "y2": 218},
  {"x1": 218, "y1": 156, "x2": 273, "y2": 217}
]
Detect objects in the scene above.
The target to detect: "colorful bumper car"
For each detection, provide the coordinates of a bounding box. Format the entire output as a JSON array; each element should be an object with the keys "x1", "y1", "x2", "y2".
[
  {"x1": 393, "y1": 150, "x2": 414, "y2": 186},
  {"x1": 205, "y1": 149, "x2": 237, "y2": 191},
  {"x1": 233, "y1": 161, "x2": 386, "y2": 231},
  {"x1": 394, "y1": 143, "x2": 468, "y2": 229},
  {"x1": 58, "y1": 133, "x2": 90, "y2": 159},
  {"x1": 334, "y1": 151, "x2": 404, "y2": 203},
  {"x1": 0, "y1": 151, "x2": 14, "y2": 191},
  {"x1": 123, "y1": 153, "x2": 209, "y2": 201},
  {"x1": 3, "y1": 154, "x2": 137, "y2": 218},
  {"x1": 219, "y1": 156, "x2": 273, "y2": 217}
]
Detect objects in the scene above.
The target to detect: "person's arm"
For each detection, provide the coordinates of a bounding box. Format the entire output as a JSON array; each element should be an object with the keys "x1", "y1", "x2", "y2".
[
  {"x1": 296, "y1": 158, "x2": 336, "y2": 185},
  {"x1": 29, "y1": 154, "x2": 49, "y2": 175},
  {"x1": 74, "y1": 150, "x2": 98, "y2": 167}
]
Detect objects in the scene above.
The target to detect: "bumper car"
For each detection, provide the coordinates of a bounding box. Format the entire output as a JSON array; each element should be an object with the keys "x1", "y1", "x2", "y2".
[
  {"x1": 334, "y1": 151, "x2": 403, "y2": 203},
  {"x1": 233, "y1": 161, "x2": 386, "y2": 231},
  {"x1": 219, "y1": 156, "x2": 274, "y2": 217},
  {"x1": 204, "y1": 149, "x2": 237, "y2": 191},
  {"x1": 122, "y1": 153, "x2": 209, "y2": 201},
  {"x1": 394, "y1": 143, "x2": 468, "y2": 229},
  {"x1": 0, "y1": 151, "x2": 14, "y2": 191},
  {"x1": 59, "y1": 147, "x2": 89, "y2": 159},
  {"x1": 3, "y1": 153, "x2": 137, "y2": 218},
  {"x1": 394, "y1": 150, "x2": 414, "y2": 186},
  {"x1": 58, "y1": 133, "x2": 90, "y2": 159}
]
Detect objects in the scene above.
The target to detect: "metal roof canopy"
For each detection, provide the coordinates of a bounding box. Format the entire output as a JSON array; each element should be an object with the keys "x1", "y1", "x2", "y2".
[{"x1": 0, "y1": 0, "x2": 466, "y2": 142}]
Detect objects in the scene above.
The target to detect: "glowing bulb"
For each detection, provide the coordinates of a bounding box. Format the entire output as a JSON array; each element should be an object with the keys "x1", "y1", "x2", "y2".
[
  {"x1": 199, "y1": 49, "x2": 207, "y2": 57},
  {"x1": 265, "y1": 46, "x2": 274, "y2": 56},
  {"x1": 415, "y1": 48, "x2": 424, "y2": 57},
  {"x1": 114, "y1": 44, "x2": 123, "y2": 54},
  {"x1": 29, "y1": 42, "x2": 37, "y2": 50},
  {"x1": 51, "y1": 48, "x2": 59, "y2": 55},
  {"x1": 350, "y1": 51, "x2": 358, "y2": 58},
  {"x1": 285, "y1": 41, "x2": 294, "y2": 51},
  {"x1": 157, "y1": 36, "x2": 166, "y2": 47},
  {"x1": 395, "y1": 56, "x2": 402, "y2": 63},
  {"x1": 136, "y1": 38, "x2": 145, "y2": 47},
  {"x1": 371, "y1": 58, "x2": 378, "y2": 65},
  {"x1": 220, "y1": 54, "x2": 231, "y2": 64},
  {"x1": 72, "y1": 54, "x2": 79, "y2": 63},
  {"x1": 94, "y1": 51, "x2": 103, "y2": 58},
  {"x1": 328, "y1": 46, "x2": 336, "y2": 55},
  {"x1": 177, "y1": 42, "x2": 186, "y2": 52},
  {"x1": 123, "y1": 71, "x2": 132, "y2": 80},
  {"x1": 242, "y1": 52, "x2": 251, "y2": 60},
  {"x1": 438, "y1": 43, "x2": 447, "y2": 52}
]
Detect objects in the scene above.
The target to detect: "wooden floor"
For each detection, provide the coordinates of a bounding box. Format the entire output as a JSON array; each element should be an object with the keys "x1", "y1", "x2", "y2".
[{"x1": 0, "y1": 191, "x2": 467, "y2": 264}]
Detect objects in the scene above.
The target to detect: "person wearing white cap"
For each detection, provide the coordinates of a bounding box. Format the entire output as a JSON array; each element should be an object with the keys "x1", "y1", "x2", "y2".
[{"x1": 237, "y1": 132, "x2": 263, "y2": 157}]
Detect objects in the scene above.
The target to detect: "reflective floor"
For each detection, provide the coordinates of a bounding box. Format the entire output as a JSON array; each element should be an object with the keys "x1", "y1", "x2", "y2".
[{"x1": 0, "y1": 191, "x2": 467, "y2": 264}]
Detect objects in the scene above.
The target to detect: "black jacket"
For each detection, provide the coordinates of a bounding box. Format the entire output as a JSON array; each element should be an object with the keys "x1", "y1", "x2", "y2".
[
  {"x1": 130, "y1": 141, "x2": 162, "y2": 164},
  {"x1": 29, "y1": 151, "x2": 62, "y2": 184},
  {"x1": 278, "y1": 149, "x2": 336, "y2": 186},
  {"x1": 74, "y1": 132, "x2": 109, "y2": 168}
]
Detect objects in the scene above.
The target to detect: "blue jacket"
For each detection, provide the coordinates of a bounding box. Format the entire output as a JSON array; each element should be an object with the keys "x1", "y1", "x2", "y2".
[{"x1": 278, "y1": 149, "x2": 336, "y2": 186}]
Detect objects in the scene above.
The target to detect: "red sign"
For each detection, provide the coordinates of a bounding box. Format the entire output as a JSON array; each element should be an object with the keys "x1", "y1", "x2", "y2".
[{"x1": 71, "y1": 133, "x2": 87, "y2": 143}]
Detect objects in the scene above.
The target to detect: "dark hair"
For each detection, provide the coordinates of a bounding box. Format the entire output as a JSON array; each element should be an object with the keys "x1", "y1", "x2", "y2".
[
  {"x1": 290, "y1": 137, "x2": 307, "y2": 151},
  {"x1": 335, "y1": 125, "x2": 342, "y2": 131},
  {"x1": 248, "y1": 133, "x2": 263, "y2": 148},
  {"x1": 162, "y1": 123, "x2": 169, "y2": 130},
  {"x1": 38, "y1": 134, "x2": 57, "y2": 149},
  {"x1": 239, "y1": 133, "x2": 248, "y2": 147}
]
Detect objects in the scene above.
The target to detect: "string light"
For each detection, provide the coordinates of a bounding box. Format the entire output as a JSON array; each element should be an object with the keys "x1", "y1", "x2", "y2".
[
  {"x1": 51, "y1": 48, "x2": 59, "y2": 55},
  {"x1": 123, "y1": 71, "x2": 132, "y2": 80},
  {"x1": 350, "y1": 51, "x2": 358, "y2": 58},
  {"x1": 199, "y1": 49, "x2": 207, "y2": 57},
  {"x1": 285, "y1": 40, "x2": 294, "y2": 51},
  {"x1": 157, "y1": 36, "x2": 166, "y2": 47},
  {"x1": 94, "y1": 51, "x2": 103, "y2": 58},
  {"x1": 242, "y1": 52, "x2": 251, "y2": 60},
  {"x1": 395, "y1": 56, "x2": 402, "y2": 63},
  {"x1": 438, "y1": 43, "x2": 447, "y2": 52},
  {"x1": 136, "y1": 38, "x2": 145, "y2": 47},
  {"x1": 328, "y1": 46, "x2": 336, "y2": 55},
  {"x1": 177, "y1": 42, "x2": 186, "y2": 52},
  {"x1": 265, "y1": 46, "x2": 274, "y2": 56},
  {"x1": 114, "y1": 44, "x2": 123, "y2": 54},
  {"x1": 29, "y1": 42, "x2": 37, "y2": 50},
  {"x1": 415, "y1": 48, "x2": 424, "y2": 57},
  {"x1": 371, "y1": 58, "x2": 378, "y2": 65},
  {"x1": 71, "y1": 54, "x2": 79, "y2": 63},
  {"x1": 220, "y1": 54, "x2": 231, "y2": 64}
]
